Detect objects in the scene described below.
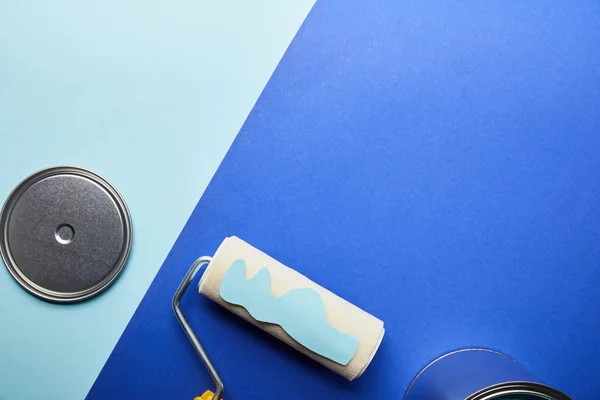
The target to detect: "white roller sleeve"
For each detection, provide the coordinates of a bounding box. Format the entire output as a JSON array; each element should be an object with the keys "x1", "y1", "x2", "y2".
[{"x1": 198, "y1": 236, "x2": 385, "y2": 380}]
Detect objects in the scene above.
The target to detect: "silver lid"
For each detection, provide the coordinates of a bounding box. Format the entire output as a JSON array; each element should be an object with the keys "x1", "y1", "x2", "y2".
[{"x1": 0, "y1": 166, "x2": 132, "y2": 303}]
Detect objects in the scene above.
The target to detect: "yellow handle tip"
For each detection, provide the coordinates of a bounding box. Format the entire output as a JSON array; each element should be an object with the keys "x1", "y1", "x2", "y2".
[{"x1": 196, "y1": 390, "x2": 220, "y2": 400}]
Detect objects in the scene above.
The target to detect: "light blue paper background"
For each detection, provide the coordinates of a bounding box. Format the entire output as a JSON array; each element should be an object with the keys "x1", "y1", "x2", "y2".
[{"x1": 0, "y1": 1, "x2": 314, "y2": 399}]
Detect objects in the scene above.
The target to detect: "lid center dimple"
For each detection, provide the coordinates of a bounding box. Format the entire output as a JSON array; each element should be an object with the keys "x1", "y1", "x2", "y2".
[{"x1": 55, "y1": 224, "x2": 75, "y2": 245}]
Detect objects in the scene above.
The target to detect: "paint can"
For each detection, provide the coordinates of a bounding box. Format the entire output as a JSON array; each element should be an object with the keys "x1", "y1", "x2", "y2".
[{"x1": 404, "y1": 348, "x2": 571, "y2": 400}]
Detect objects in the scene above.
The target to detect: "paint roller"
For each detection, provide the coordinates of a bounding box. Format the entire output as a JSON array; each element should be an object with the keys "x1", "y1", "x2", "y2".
[{"x1": 173, "y1": 236, "x2": 385, "y2": 400}]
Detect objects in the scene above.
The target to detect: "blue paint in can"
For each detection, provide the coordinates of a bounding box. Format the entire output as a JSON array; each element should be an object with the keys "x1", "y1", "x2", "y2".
[{"x1": 404, "y1": 349, "x2": 571, "y2": 400}]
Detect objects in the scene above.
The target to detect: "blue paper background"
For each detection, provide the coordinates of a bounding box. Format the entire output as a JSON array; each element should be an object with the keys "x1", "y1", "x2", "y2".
[{"x1": 88, "y1": 0, "x2": 600, "y2": 398}]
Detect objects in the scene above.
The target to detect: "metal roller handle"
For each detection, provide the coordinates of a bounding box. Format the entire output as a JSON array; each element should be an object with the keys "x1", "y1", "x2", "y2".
[{"x1": 173, "y1": 256, "x2": 224, "y2": 400}]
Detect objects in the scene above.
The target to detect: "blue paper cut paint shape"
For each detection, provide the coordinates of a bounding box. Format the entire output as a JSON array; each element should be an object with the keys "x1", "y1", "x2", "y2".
[{"x1": 219, "y1": 259, "x2": 359, "y2": 365}]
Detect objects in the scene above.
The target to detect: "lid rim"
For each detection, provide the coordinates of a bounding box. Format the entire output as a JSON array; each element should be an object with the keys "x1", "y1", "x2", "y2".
[{"x1": 0, "y1": 166, "x2": 132, "y2": 303}]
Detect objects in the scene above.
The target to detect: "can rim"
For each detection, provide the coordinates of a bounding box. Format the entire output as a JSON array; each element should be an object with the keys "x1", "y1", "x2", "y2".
[
  {"x1": 468, "y1": 382, "x2": 572, "y2": 400},
  {"x1": 404, "y1": 348, "x2": 572, "y2": 400},
  {"x1": 0, "y1": 166, "x2": 132, "y2": 303},
  {"x1": 404, "y1": 348, "x2": 516, "y2": 400}
]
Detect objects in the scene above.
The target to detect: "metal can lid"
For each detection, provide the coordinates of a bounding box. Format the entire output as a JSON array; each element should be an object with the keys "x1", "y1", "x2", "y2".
[{"x1": 0, "y1": 166, "x2": 132, "y2": 303}]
